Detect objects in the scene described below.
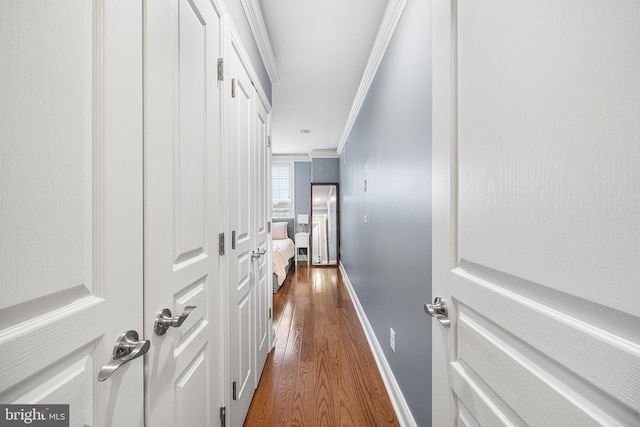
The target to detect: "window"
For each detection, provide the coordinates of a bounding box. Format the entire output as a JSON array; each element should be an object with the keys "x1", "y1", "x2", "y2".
[{"x1": 272, "y1": 163, "x2": 293, "y2": 218}]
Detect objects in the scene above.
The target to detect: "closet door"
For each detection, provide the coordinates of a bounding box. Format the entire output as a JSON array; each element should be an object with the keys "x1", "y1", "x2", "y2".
[
  {"x1": 226, "y1": 37, "x2": 257, "y2": 427},
  {"x1": 144, "y1": 0, "x2": 224, "y2": 425},
  {"x1": 0, "y1": 1, "x2": 144, "y2": 425},
  {"x1": 253, "y1": 92, "x2": 272, "y2": 385}
]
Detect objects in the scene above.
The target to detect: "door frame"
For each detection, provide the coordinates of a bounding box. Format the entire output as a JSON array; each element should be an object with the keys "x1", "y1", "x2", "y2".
[{"x1": 431, "y1": 0, "x2": 455, "y2": 423}]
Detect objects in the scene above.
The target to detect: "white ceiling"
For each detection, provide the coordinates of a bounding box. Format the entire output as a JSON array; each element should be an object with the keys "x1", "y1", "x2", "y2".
[{"x1": 256, "y1": 0, "x2": 389, "y2": 155}]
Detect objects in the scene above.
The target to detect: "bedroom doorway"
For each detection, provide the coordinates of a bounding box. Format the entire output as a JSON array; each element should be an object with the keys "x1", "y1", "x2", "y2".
[{"x1": 310, "y1": 183, "x2": 339, "y2": 266}]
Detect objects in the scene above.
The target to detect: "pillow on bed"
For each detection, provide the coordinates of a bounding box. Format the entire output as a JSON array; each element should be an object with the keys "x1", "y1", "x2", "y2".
[{"x1": 272, "y1": 222, "x2": 288, "y2": 240}]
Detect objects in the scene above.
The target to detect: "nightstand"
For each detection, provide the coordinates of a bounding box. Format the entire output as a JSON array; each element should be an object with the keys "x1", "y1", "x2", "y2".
[{"x1": 294, "y1": 232, "x2": 309, "y2": 265}]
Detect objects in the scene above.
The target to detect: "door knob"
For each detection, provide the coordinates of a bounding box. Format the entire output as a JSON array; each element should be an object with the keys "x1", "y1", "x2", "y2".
[
  {"x1": 424, "y1": 297, "x2": 450, "y2": 329},
  {"x1": 251, "y1": 249, "x2": 267, "y2": 260},
  {"x1": 154, "y1": 305, "x2": 196, "y2": 335},
  {"x1": 97, "y1": 330, "x2": 150, "y2": 382}
]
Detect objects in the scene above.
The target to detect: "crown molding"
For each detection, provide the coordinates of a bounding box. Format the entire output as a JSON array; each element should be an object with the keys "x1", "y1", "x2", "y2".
[
  {"x1": 308, "y1": 149, "x2": 340, "y2": 159},
  {"x1": 336, "y1": 0, "x2": 408, "y2": 155},
  {"x1": 240, "y1": 0, "x2": 280, "y2": 83},
  {"x1": 272, "y1": 154, "x2": 312, "y2": 162}
]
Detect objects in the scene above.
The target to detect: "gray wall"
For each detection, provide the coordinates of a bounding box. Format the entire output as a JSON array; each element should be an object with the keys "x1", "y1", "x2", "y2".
[
  {"x1": 224, "y1": 0, "x2": 272, "y2": 102},
  {"x1": 294, "y1": 161, "x2": 311, "y2": 233},
  {"x1": 312, "y1": 158, "x2": 340, "y2": 183},
  {"x1": 338, "y1": 0, "x2": 432, "y2": 425}
]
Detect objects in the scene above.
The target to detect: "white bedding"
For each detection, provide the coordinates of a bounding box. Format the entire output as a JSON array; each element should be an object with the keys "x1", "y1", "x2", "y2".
[{"x1": 272, "y1": 238, "x2": 295, "y2": 286}]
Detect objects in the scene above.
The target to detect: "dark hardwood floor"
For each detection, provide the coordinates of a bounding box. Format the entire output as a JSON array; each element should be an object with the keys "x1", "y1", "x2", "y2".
[{"x1": 244, "y1": 265, "x2": 400, "y2": 427}]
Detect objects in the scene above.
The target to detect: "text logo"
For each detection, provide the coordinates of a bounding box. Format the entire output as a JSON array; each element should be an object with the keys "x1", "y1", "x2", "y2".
[{"x1": 0, "y1": 405, "x2": 69, "y2": 427}]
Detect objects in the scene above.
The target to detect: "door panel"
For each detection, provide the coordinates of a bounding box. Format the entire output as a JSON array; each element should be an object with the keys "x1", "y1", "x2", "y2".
[
  {"x1": 144, "y1": 0, "x2": 223, "y2": 425},
  {"x1": 0, "y1": 0, "x2": 143, "y2": 425},
  {"x1": 432, "y1": 0, "x2": 640, "y2": 426},
  {"x1": 455, "y1": 0, "x2": 640, "y2": 316},
  {"x1": 254, "y1": 93, "x2": 271, "y2": 382},
  {"x1": 227, "y1": 40, "x2": 257, "y2": 426},
  {"x1": 175, "y1": 0, "x2": 207, "y2": 264}
]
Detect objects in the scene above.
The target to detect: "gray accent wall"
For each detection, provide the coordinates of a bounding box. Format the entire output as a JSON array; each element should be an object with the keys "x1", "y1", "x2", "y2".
[
  {"x1": 312, "y1": 158, "x2": 340, "y2": 183},
  {"x1": 224, "y1": 0, "x2": 272, "y2": 102},
  {"x1": 294, "y1": 161, "x2": 311, "y2": 233},
  {"x1": 338, "y1": 0, "x2": 432, "y2": 425}
]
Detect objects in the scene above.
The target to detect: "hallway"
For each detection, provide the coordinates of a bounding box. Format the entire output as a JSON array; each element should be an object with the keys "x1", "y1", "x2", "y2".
[{"x1": 244, "y1": 266, "x2": 400, "y2": 426}]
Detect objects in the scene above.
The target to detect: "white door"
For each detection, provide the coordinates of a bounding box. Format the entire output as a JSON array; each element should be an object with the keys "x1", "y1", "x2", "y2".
[
  {"x1": 227, "y1": 38, "x2": 257, "y2": 427},
  {"x1": 0, "y1": 1, "x2": 144, "y2": 426},
  {"x1": 253, "y1": 92, "x2": 272, "y2": 385},
  {"x1": 144, "y1": 0, "x2": 224, "y2": 425},
  {"x1": 432, "y1": 1, "x2": 640, "y2": 426}
]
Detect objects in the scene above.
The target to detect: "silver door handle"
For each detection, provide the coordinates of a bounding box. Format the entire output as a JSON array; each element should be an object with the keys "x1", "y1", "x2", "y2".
[
  {"x1": 154, "y1": 305, "x2": 196, "y2": 335},
  {"x1": 424, "y1": 297, "x2": 450, "y2": 329},
  {"x1": 97, "y1": 330, "x2": 150, "y2": 382},
  {"x1": 251, "y1": 249, "x2": 267, "y2": 260}
]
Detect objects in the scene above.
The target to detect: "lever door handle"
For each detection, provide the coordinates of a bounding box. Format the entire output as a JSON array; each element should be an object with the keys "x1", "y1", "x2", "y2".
[
  {"x1": 424, "y1": 297, "x2": 450, "y2": 329},
  {"x1": 98, "y1": 330, "x2": 150, "y2": 382},
  {"x1": 154, "y1": 305, "x2": 196, "y2": 335},
  {"x1": 251, "y1": 249, "x2": 267, "y2": 260}
]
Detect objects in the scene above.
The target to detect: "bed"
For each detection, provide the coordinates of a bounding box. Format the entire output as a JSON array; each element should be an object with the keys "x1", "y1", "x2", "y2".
[{"x1": 272, "y1": 218, "x2": 295, "y2": 290}]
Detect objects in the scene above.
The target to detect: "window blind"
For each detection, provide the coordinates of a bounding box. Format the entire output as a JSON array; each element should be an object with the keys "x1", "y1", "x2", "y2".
[{"x1": 272, "y1": 164, "x2": 292, "y2": 218}]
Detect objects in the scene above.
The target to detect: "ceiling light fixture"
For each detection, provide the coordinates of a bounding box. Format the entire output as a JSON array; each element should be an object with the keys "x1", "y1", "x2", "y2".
[{"x1": 298, "y1": 129, "x2": 311, "y2": 134}]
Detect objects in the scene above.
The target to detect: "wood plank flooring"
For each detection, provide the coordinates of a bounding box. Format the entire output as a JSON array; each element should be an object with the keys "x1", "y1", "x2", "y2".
[{"x1": 244, "y1": 265, "x2": 400, "y2": 427}]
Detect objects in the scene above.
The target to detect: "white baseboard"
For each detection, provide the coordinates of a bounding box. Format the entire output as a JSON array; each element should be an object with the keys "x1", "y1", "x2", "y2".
[{"x1": 339, "y1": 262, "x2": 418, "y2": 427}]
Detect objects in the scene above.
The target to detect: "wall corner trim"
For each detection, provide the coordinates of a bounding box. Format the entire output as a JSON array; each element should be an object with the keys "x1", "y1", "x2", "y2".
[
  {"x1": 240, "y1": 0, "x2": 280, "y2": 83},
  {"x1": 339, "y1": 262, "x2": 418, "y2": 427},
  {"x1": 336, "y1": 0, "x2": 408, "y2": 156}
]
